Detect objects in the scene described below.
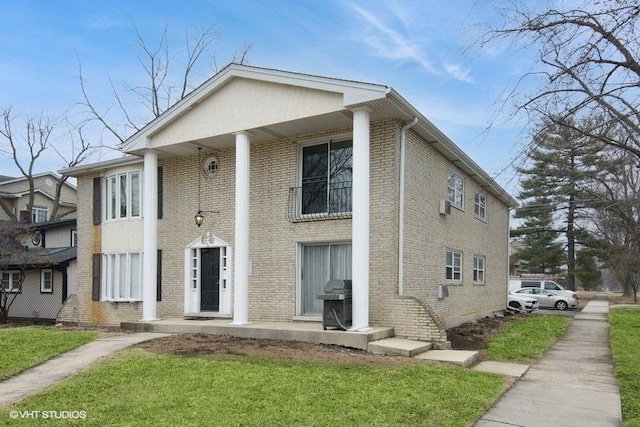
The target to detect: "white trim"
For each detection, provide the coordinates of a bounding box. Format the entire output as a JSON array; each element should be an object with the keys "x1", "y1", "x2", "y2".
[
  {"x1": 102, "y1": 252, "x2": 143, "y2": 302},
  {"x1": 473, "y1": 254, "x2": 486, "y2": 284},
  {"x1": 184, "y1": 235, "x2": 233, "y2": 317},
  {"x1": 446, "y1": 249, "x2": 463, "y2": 284},
  {"x1": 40, "y1": 269, "x2": 53, "y2": 293},
  {"x1": 2, "y1": 271, "x2": 21, "y2": 293},
  {"x1": 474, "y1": 191, "x2": 487, "y2": 221},
  {"x1": 447, "y1": 169, "x2": 465, "y2": 210}
]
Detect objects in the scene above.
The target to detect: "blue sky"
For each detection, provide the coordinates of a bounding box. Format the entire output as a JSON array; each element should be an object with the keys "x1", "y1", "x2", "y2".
[{"x1": 0, "y1": 0, "x2": 540, "y2": 194}]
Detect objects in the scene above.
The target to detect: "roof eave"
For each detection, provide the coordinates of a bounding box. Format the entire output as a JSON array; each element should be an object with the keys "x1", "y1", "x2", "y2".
[
  {"x1": 59, "y1": 156, "x2": 143, "y2": 177},
  {"x1": 386, "y1": 89, "x2": 518, "y2": 208}
]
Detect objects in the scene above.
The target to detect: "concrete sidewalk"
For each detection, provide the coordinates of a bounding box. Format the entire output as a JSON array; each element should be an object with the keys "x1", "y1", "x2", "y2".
[
  {"x1": 476, "y1": 294, "x2": 622, "y2": 427},
  {"x1": 0, "y1": 332, "x2": 168, "y2": 409}
]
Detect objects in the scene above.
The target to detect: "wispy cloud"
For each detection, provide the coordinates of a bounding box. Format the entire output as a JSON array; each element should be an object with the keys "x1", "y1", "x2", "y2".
[
  {"x1": 444, "y1": 63, "x2": 473, "y2": 84},
  {"x1": 85, "y1": 15, "x2": 127, "y2": 31},
  {"x1": 349, "y1": 3, "x2": 473, "y2": 83},
  {"x1": 350, "y1": 5, "x2": 437, "y2": 74}
]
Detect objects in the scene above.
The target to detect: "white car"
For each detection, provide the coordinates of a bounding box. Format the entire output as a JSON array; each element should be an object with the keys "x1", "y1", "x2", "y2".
[
  {"x1": 510, "y1": 288, "x2": 579, "y2": 311},
  {"x1": 507, "y1": 294, "x2": 539, "y2": 313}
]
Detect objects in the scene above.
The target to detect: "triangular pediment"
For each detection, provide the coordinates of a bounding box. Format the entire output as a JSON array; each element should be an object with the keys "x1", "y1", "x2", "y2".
[
  {"x1": 120, "y1": 64, "x2": 389, "y2": 154},
  {"x1": 149, "y1": 78, "x2": 344, "y2": 150}
]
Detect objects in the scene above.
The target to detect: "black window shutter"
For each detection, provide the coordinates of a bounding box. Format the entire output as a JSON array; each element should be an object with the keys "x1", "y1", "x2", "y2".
[
  {"x1": 156, "y1": 249, "x2": 162, "y2": 301},
  {"x1": 157, "y1": 166, "x2": 163, "y2": 219},
  {"x1": 92, "y1": 254, "x2": 101, "y2": 301},
  {"x1": 93, "y1": 177, "x2": 101, "y2": 225}
]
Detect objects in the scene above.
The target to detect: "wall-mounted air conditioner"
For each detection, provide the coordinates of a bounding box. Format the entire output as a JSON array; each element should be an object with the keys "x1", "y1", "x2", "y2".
[
  {"x1": 437, "y1": 284, "x2": 449, "y2": 299},
  {"x1": 439, "y1": 200, "x2": 451, "y2": 215}
]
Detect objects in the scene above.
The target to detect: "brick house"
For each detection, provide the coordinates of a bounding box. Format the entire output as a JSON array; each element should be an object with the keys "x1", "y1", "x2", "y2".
[{"x1": 59, "y1": 64, "x2": 516, "y2": 343}]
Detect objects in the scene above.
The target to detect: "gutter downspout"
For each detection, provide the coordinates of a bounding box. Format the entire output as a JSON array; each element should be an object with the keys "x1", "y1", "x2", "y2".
[{"x1": 398, "y1": 117, "x2": 419, "y2": 296}]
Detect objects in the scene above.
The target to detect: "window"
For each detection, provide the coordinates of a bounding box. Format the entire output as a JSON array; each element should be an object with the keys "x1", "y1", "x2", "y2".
[
  {"x1": 40, "y1": 269, "x2": 53, "y2": 293},
  {"x1": 473, "y1": 255, "x2": 485, "y2": 283},
  {"x1": 71, "y1": 230, "x2": 78, "y2": 247},
  {"x1": 447, "y1": 171, "x2": 464, "y2": 208},
  {"x1": 103, "y1": 252, "x2": 142, "y2": 301},
  {"x1": 104, "y1": 172, "x2": 142, "y2": 221},
  {"x1": 32, "y1": 206, "x2": 49, "y2": 223},
  {"x1": 204, "y1": 156, "x2": 219, "y2": 176},
  {"x1": 301, "y1": 243, "x2": 352, "y2": 315},
  {"x1": 445, "y1": 249, "x2": 462, "y2": 283},
  {"x1": 474, "y1": 192, "x2": 486, "y2": 220},
  {"x1": 301, "y1": 140, "x2": 353, "y2": 215},
  {"x1": 1, "y1": 271, "x2": 21, "y2": 293},
  {"x1": 522, "y1": 281, "x2": 541, "y2": 288}
]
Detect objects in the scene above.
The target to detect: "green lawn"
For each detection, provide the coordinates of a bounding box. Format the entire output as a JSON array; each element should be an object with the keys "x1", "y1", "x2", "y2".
[
  {"x1": 2, "y1": 350, "x2": 507, "y2": 426},
  {"x1": 610, "y1": 309, "x2": 640, "y2": 427},
  {"x1": 0, "y1": 314, "x2": 573, "y2": 427},
  {"x1": 0, "y1": 326, "x2": 97, "y2": 379},
  {"x1": 484, "y1": 315, "x2": 571, "y2": 362}
]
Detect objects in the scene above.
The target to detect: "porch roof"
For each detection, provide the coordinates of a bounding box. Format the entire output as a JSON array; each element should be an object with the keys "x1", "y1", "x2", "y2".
[{"x1": 61, "y1": 64, "x2": 516, "y2": 207}]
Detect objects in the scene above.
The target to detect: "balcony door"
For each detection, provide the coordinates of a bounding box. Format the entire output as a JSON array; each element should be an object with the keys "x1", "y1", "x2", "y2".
[{"x1": 301, "y1": 243, "x2": 352, "y2": 315}]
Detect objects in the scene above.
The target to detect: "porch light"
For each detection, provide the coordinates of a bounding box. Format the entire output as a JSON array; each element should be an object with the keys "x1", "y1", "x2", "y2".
[
  {"x1": 195, "y1": 211, "x2": 205, "y2": 227},
  {"x1": 194, "y1": 147, "x2": 219, "y2": 227}
]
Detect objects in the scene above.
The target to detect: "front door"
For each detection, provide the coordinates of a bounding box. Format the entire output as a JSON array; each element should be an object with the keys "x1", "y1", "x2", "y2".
[{"x1": 201, "y1": 248, "x2": 220, "y2": 311}]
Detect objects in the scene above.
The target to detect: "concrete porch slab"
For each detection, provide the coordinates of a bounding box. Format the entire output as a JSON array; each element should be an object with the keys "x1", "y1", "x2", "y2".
[
  {"x1": 121, "y1": 318, "x2": 394, "y2": 350},
  {"x1": 472, "y1": 361, "x2": 530, "y2": 377},
  {"x1": 414, "y1": 349, "x2": 479, "y2": 367},
  {"x1": 367, "y1": 338, "x2": 432, "y2": 357}
]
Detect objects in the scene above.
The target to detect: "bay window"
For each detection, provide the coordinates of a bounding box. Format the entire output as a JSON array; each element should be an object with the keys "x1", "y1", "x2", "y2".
[
  {"x1": 103, "y1": 252, "x2": 142, "y2": 301},
  {"x1": 105, "y1": 171, "x2": 142, "y2": 221}
]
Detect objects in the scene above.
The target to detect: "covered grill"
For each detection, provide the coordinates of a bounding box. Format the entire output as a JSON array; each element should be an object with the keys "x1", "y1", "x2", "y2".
[{"x1": 317, "y1": 279, "x2": 352, "y2": 330}]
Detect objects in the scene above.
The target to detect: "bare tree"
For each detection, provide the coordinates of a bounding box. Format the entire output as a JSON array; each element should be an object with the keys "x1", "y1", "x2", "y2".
[
  {"x1": 0, "y1": 222, "x2": 44, "y2": 323},
  {"x1": 80, "y1": 23, "x2": 251, "y2": 144},
  {"x1": 484, "y1": 1, "x2": 640, "y2": 160},
  {"x1": 0, "y1": 108, "x2": 92, "y2": 221},
  {"x1": 585, "y1": 143, "x2": 640, "y2": 299}
]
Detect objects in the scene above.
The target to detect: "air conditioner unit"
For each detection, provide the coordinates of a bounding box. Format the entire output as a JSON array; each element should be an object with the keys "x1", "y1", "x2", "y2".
[
  {"x1": 437, "y1": 284, "x2": 449, "y2": 299},
  {"x1": 439, "y1": 200, "x2": 451, "y2": 215}
]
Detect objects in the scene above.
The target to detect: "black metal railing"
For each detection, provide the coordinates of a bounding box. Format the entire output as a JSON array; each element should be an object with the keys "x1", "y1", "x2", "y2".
[{"x1": 286, "y1": 182, "x2": 352, "y2": 223}]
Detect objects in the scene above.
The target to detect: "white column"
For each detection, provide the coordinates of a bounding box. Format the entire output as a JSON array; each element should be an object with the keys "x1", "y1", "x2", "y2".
[
  {"x1": 142, "y1": 149, "x2": 158, "y2": 321},
  {"x1": 231, "y1": 131, "x2": 250, "y2": 325},
  {"x1": 351, "y1": 107, "x2": 371, "y2": 331}
]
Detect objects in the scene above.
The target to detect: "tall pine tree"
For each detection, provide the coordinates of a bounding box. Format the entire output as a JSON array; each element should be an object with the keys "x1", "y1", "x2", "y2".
[
  {"x1": 513, "y1": 196, "x2": 565, "y2": 274},
  {"x1": 513, "y1": 118, "x2": 600, "y2": 288}
]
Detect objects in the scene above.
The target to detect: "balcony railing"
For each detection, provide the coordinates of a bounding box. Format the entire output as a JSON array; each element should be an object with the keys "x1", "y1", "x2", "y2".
[{"x1": 286, "y1": 181, "x2": 352, "y2": 223}]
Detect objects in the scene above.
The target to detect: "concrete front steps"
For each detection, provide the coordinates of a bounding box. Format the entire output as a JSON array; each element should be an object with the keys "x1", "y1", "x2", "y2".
[{"x1": 367, "y1": 338, "x2": 529, "y2": 377}]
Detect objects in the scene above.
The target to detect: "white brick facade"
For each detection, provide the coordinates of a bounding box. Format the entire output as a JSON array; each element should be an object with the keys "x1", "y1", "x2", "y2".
[{"x1": 59, "y1": 65, "x2": 514, "y2": 344}]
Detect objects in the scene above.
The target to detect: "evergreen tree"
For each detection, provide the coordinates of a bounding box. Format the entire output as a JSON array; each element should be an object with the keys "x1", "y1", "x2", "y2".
[
  {"x1": 574, "y1": 249, "x2": 603, "y2": 291},
  {"x1": 513, "y1": 196, "x2": 565, "y2": 274},
  {"x1": 512, "y1": 118, "x2": 600, "y2": 288}
]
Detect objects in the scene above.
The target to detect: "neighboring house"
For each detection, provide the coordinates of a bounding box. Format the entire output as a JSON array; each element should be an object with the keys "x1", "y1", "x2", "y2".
[
  {"x1": 0, "y1": 172, "x2": 77, "y2": 223},
  {"x1": 1, "y1": 219, "x2": 78, "y2": 322},
  {"x1": 59, "y1": 64, "x2": 517, "y2": 343}
]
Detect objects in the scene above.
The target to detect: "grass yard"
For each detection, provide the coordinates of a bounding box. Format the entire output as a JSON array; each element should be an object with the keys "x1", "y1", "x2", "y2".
[
  {"x1": 610, "y1": 309, "x2": 640, "y2": 427},
  {"x1": 483, "y1": 315, "x2": 570, "y2": 362},
  {"x1": 1, "y1": 350, "x2": 507, "y2": 427},
  {"x1": 0, "y1": 326, "x2": 97, "y2": 379}
]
